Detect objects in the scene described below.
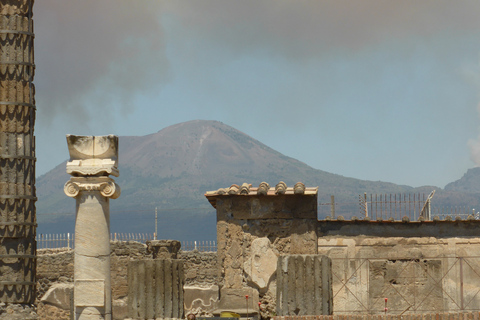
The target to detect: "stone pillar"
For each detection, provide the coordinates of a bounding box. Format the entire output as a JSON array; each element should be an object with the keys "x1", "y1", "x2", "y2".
[
  {"x1": 0, "y1": 1, "x2": 37, "y2": 317},
  {"x1": 276, "y1": 255, "x2": 333, "y2": 316},
  {"x1": 127, "y1": 259, "x2": 185, "y2": 319},
  {"x1": 64, "y1": 135, "x2": 120, "y2": 320}
]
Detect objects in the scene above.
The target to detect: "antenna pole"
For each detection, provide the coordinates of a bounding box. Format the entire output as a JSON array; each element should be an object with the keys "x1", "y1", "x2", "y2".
[{"x1": 155, "y1": 207, "x2": 158, "y2": 240}]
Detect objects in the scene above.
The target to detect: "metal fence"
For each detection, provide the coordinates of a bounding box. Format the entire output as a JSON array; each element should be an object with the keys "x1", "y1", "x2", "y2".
[
  {"x1": 36, "y1": 233, "x2": 217, "y2": 252},
  {"x1": 322, "y1": 192, "x2": 439, "y2": 221},
  {"x1": 181, "y1": 240, "x2": 217, "y2": 252},
  {"x1": 431, "y1": 207, "x2": 480, "y2": 220},
  {"x1": 358, "y1": 193, "x2": 431, "y2": 221}
]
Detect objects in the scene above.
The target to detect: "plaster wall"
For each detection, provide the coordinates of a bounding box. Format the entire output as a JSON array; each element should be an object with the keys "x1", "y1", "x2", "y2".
[{"x1": 317, "y1": 221, "x2": 480, "y2": 315}]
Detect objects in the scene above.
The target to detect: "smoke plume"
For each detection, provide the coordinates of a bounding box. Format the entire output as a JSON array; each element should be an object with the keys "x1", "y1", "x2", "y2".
[{"x1": 34, "y1": 0, "x2": 480, "y2": 125}]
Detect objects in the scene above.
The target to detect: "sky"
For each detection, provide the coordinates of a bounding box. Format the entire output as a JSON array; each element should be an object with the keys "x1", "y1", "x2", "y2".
[{"x1": 32, "y1": 0, "x2": 480, "y2": 188}]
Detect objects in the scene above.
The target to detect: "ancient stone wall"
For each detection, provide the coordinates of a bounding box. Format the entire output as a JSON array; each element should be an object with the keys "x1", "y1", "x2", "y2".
[
  {"x1": 317, "y1": 220, "x2": 480, "y2": 315},
  {"x1": 207, "y1": 183, "x2": 480, "y2": 318},
  {"x1": 36, "y1": 242, "x2": 151, "y2": 320},
  {"x1": 273, "y1": 311, "x2": 480, "y2": 320},
  {"x1": 36, "y1": 242, "x2": 219, "y2": 319},
  {"x1": 180, "y1": 251, "x2": 219, "y2": 287},
  {"x1": 206, "y1": 184, "x2": 318, "y2": 318},
  {"x1": 180, "y1": 251, "x2": 220, "y2": 317}
]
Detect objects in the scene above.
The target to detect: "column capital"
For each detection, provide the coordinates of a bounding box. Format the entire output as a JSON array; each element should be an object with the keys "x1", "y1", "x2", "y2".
[
  {"x1": 66, "y1": 135, "x2": 119, "y2": 177},
  {"x1": 64, "y1": 176, "x2": 121, "y2": 199}
]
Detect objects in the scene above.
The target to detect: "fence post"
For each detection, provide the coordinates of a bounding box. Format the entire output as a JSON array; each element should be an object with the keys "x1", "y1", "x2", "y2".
[
  {"x1": 330, "y1": 195, "x2": 335, "y2": 219},
  {"x1": 364, "y1": 193, "x2": 368, "y2": 218}
]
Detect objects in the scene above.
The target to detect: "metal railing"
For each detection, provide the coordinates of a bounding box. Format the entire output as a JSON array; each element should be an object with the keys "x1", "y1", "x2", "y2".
[
  {"x1": 322, "y1": 192, "x2": 437, "y2": 221},
  {"x1": 431, "y1": 207, "x2": 480, "y2": 220},
  {"x1": 180, "y1": 240, "x2": 217, "y2": 252},
  {"x1": 36, "y1": 233, "x2": 217, "y2": 252}
]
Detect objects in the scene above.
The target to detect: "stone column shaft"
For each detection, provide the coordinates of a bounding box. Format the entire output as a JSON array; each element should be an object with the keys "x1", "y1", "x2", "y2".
[
  {"x1": 65, "y1": 135, "x2": 120, "y2": 320},
  {"x1": 0, "y1": 0, "x2": 37, "y2": 308}
]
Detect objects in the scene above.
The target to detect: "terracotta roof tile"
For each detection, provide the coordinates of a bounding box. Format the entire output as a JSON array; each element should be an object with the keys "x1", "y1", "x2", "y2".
[{"x1": 205, "y1": 182, "x2": 318, "y2": 208}]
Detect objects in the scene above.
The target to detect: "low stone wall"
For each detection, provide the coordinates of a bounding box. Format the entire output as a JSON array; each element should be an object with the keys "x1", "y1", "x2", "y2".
[
  {"x1": 36, "y1": 249, "x2": 74, "y2": 301},
  {"x1": 273, "y1": 312, "x2": 480, "y2": 320},
  {"x1": 36, "y1": 248, "x2": 74, "y2": 320},
  {"x1": 36, "y1": 242, "x2": 220, "y2": 319},
  {"x1": 180, "y1": 251, "x2": 219, "y2": 287}
]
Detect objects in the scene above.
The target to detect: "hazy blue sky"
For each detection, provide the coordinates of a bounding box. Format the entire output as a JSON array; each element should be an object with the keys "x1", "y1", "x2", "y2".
[{"x1": 33, "y1": 0, "x2": 480, "y2": 188}]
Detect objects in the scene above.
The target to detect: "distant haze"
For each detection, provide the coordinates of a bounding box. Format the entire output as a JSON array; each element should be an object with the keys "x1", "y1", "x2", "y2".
[{"x1": 36, "y1": 121, "x2": 480, "y2": 238}]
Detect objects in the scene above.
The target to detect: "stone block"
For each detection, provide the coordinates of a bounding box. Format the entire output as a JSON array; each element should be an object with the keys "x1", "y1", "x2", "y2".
[
  {"x1": 184, "y1": 285, "x2": 219, "y2": 314},
  {"x1": 66, "y1": 135, "x2": 119, "y2": 177},
  {"x1": 40, "y1": 283, "x2": 73, "y2": 310},
  {"x1": 74, "y1": 279, "x2": 105, "y2": 307},
  {"x1": 216, "y1": 287, "x2": 259, "y2": 316},
  {"x1": 217, "y1": 196, "x2": 317, "y2": 221},
  {"x1": 128, "y1": 259, "x2": 184, "y2": 319},
  {"x1": 113, "y1": 298, "x2": 128, "y2": 320},
  {"x1": 276, "y1": 255, "x2": 332, "y2": 316},
  {"x1": 243, "y1": 238, "x2": 278, "y2": 292}
]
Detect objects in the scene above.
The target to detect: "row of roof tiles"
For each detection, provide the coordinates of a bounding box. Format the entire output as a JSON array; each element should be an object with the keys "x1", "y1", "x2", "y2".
[{"x1": 205, "y1": 181, "x2": 318, "y2": 197}]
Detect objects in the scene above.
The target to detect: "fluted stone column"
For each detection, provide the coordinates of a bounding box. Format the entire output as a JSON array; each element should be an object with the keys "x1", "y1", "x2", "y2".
[
  {"x1": 64, "y1": 135, "x2": 120, "y2": 320},
  {"x1": 0, "y1": 0, "x2": 37, "y2": 312}
]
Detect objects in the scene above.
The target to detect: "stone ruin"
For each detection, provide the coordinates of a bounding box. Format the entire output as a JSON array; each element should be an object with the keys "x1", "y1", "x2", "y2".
[
  {"x1": 0, "y1": 0, "x2": 37, "y2": 319},
  {"x1": 28, "y1": 179, "x2": 480, "y2": 319},
  {"x1": 205, "y1": 181, "x2": 480, "y2": 317},
  {"x1": 64, "y1": 135, "x2": 121, "y2": 320}
]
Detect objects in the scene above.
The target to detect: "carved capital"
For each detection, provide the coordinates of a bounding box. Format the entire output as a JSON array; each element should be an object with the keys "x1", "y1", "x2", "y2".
[
  {"x1": 64, "y1": 180, "x2": 80, "y2": 198},
  {"x1": 66, "y1": 135, "x2": 119, "y2": 177},
  {"x1": 64, "y1": 177, "x2": 121, "y2": 199}
]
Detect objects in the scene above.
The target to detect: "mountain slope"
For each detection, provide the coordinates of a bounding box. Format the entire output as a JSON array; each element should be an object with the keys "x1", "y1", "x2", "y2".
[
  {"x1": 36, "y1": 120, "x2": 445, "y2": 238},
  {"x1": 445, "y1": 168, "x2": 480, "y2": 193}
]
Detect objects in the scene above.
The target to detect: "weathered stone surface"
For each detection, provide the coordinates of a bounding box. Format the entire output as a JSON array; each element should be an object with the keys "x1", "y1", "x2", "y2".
[
  {"x1": 229, "y1": 195, "x2": 317, "y2": 220},
  {"x1": 215, "y1": 287, "x2": 259, "y2": 316},
  {"x1": 66, "y1": 135, "x2": 119, "y2": 177},
  {"x1": 75, "y1": 280, "x2": 105, "y2": 307},
  {"x1": 276, "y1": 255, "x2": 332, "y2": 316},
  {"x1": 146, "y1": 239, "x2": 181, "y2": 259},
  {"x1": 112, "y1": 298, "x2": 128, "y2": 320},
  {"x1": 0, "y1": 303, "x2": 37, "y2": 320},
  {"x1": 65, "y1": 134, "x2": 121, "y2": 320},
  {"x1": 317, "y1": 235, "x2": 480, "y2": 315},
  {"x1": 36, "y1": 245, "x2": 219, "y2": 320},
  {"x1": 181, "y1": 251, "x2": 219, "y2": 286},
  {"x1": 243, "y1": 237, "x2": 278, "y2": 292},
  {"x1": 127, "y1": 259, "x2": 184, "y2": 319},
  {"x1": 40, "y1": 282, "x2": 73, "y2": 310},
  {"x1": 0, "y1": 0, "x2": 37, "y2": 309},
  {"x1": 184, "y1": 285, "x2": 219, "y2": 316}
]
